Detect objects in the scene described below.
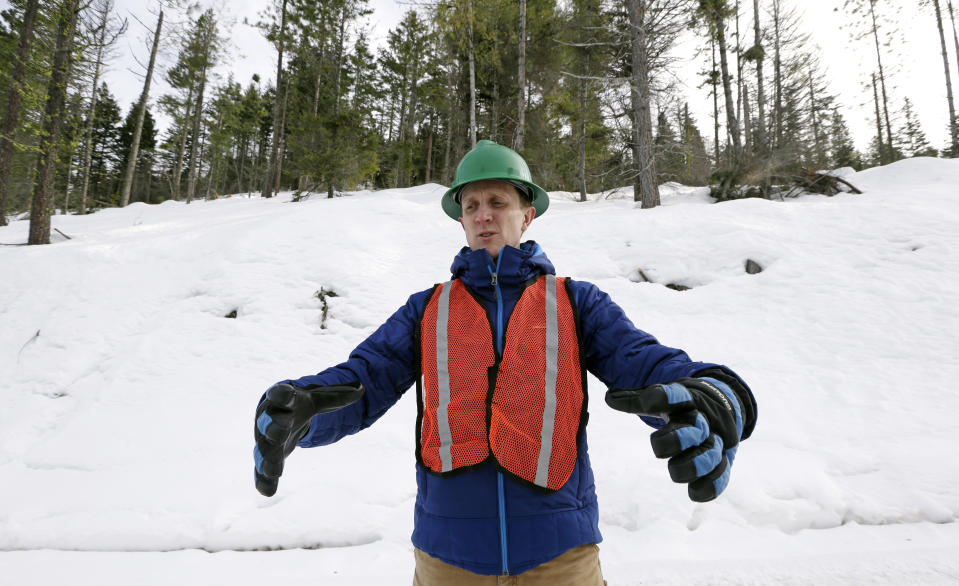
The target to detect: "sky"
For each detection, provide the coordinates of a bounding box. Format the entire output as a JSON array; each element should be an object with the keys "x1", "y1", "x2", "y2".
[
  {"x1": 4, "y1": 0, "x2": 956, "y2": 155},
  {"x1": 2, "y1": 156, "x2": 959, "y2": 583}
]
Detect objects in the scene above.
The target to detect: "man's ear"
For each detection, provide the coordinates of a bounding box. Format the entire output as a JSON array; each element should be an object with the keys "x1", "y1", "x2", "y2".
[{"x1": 522, "y1": 207, "x2": 536, "y2": 231}]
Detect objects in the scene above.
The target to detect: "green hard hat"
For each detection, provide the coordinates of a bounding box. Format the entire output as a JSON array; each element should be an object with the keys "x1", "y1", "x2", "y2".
[{"x1": 442, "y1": 140, "x2": 549, "y2": 220}]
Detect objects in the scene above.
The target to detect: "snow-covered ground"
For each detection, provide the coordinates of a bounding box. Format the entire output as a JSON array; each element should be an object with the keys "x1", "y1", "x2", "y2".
[{"x1": 2, "y1": 158, "x2": 959, "y2": 584}]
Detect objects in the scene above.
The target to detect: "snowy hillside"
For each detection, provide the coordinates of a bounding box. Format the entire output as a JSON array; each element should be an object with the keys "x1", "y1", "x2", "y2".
[{"x1": 2, "y1": 158, "x2": 959, "y2": 584}]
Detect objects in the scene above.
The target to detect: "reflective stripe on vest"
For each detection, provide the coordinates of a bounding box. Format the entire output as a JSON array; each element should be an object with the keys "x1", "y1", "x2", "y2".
[{"x1": 418, "y1": 275, "x2": 585, "y2": 491}]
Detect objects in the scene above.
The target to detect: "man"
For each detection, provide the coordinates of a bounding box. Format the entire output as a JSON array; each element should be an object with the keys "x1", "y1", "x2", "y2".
[{"x1": 253, "y1": 140, "x2": 757, "y2": 584}]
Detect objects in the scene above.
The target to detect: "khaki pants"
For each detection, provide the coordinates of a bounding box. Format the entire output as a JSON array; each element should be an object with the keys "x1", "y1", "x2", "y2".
[{"x1": 412, "y1": 544, "x2": 607, "y2": 585}]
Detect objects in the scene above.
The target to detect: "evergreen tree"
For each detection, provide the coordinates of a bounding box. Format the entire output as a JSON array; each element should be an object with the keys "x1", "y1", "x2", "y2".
[
  {"x1": 899, "y1": 97, "x2": 937, "y2": 157},
  {"x1": 828, "y1": 108, "x2": 861, "y2": 169},
  {"x1": 654, "y1": 109, "x2": 684, "y2": 183}
]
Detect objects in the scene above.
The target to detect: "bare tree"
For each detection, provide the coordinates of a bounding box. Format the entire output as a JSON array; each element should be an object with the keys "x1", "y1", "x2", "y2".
[
  {"x1": 468, "y1": 0, "x2": 477, "y2": 147},
  {"x1": 29, "y1": 0, "x2": 82, "y2": 245},
  {"x1": 627, "y1": 0, "x2": 660, "y2": 207},
  {"x1": 699, "y1": 0, "x2": 742, "y2": 159},
  {"x1": 0, "y1": 0, "x2": 41, "y2": 227},
  {"x1": 119, "y1": 7, "x2": 164, "y2": 207},
  {"x1": 929, "y1": 0, "x2": 959, "y2": 154},
  {"x1": 749, "y1": 0, "x2": 767, "y2": 150},
  {"x1": 77, "y1": 0, "x2": 127, "y2": 215}
]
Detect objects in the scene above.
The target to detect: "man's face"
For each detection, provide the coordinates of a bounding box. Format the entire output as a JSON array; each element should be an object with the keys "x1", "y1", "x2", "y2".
[{"x1": 458, "y1": 180, "x2": 536, "y2": 260}]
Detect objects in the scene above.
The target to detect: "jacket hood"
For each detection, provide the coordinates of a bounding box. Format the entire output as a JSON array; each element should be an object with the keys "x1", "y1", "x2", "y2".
[{"x1": 450, "y1": 241, "x2": 555, "y2": 291}]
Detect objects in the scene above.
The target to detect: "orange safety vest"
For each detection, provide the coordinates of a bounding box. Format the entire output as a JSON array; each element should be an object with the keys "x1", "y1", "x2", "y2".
[{"x1": 417, "y1": 274, "x2": 586, "y2": 492}]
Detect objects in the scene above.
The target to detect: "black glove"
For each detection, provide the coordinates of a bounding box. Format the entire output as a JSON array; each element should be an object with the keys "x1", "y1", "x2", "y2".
[
  {"x1": 253, "y1": 381, "x2": 364, "y2": 497},
  {"x1": 605, "y1": 377, "x2": 743, "y2": 502}
]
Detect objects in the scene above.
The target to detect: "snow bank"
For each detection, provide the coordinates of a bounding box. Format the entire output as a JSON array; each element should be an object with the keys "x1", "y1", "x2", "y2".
[{"x1": 2, "y1": 160, "x2": 959, "y2": 583}]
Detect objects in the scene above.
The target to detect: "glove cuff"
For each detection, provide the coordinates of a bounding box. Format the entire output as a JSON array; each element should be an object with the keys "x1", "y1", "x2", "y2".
[
  {"x1": 693, "y1": 367, "x2": 757, "y2": 440},
  {"x1": 698, "y1": 377, "x2": 743, "y2": 440}
]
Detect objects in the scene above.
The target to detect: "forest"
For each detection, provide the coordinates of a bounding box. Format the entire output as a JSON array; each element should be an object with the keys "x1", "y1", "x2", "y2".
[{"x1": 1, "y1": 0, "x2": 958, "y2": 244}]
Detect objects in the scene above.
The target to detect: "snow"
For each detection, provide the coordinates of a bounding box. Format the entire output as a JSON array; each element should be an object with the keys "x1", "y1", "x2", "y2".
[{"x1": 2, "y1": 158, "x2": 959, "y2": 584}]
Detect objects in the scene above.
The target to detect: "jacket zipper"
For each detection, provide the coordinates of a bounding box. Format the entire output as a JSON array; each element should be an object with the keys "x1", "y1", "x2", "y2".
[{"x1": 488, "y1": 257, "x2": 509, "y2": 575}]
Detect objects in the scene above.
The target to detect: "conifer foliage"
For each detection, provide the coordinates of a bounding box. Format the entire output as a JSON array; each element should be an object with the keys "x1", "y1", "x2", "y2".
[{"x1": 0, "y1": 0, "x2": 955, "y2": 238}]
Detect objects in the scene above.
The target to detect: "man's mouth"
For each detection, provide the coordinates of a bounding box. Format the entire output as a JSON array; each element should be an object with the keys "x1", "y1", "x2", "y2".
[{"x1": 479, "y1": 231, "x2": 496, "y2": 238}]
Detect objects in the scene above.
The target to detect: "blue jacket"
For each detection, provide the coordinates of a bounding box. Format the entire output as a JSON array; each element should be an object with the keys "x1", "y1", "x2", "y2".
[{"x1": 289, "y1": 241, "x2": 755, "y2": 575}]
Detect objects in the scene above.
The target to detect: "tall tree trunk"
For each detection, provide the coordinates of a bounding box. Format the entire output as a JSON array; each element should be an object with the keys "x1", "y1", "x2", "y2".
[
  {"x1": 949, "y1": 0, "x2": 959, "y2": 83},
  {"x1": 79, "y1": 8, "x2": 111, "y2": 215},
  {"x1": 735, "y1": 0, "x2": 743, "y2": 138},
  {"x1": 771, "y1": 0, "x2": 783, "y2": 149},
  {"x1": 185, "y1": 64, "x2": 208, "y2": 203},
  {"x1": 120, "y1": 9, "x2": 163, "y2": 208},
  {"x1": 468, "y1": 0, "x2": 477, "y2": 147},
  {"x1": 872, "y1": 72, "x2": 886, "y2": 163},
  {"x1": 713, "y1": 3, "x2": 742, "y2": 158},
  {"x1": 262, "y1": 0, "x2": 288, "y2": 198},
  {"x1": 742, "y1": 83, "x2": 752, "y2": 151},
  {"x1": 752, "y1": 0, "x2": 767, "y2": 150},
  {"x1": 171, "y1": 85, "x2": 194, "y2": 201},
  {"x1": 444, "y1": 61, "x2": 455, "y2": 183},
  {"x1": 29, "y1": 0, "x2": 80, "y2": 245},
  {"x1": 712, "y1": 40, "x2": 721, "y2": 163},
  {"x1": 867, "y1": 0, "x2": 895, "y2": 161},
  {"x1": 334, "y1": 14, "x2": 345, "y2": 115},
  {"x1": 577, "y1": 77, "x2": 587, "y2": 202},
  {"x1": 808, "y1": 65, "x2": 822, "y2": 164},
  {"x1": 933, "y1": 0, "x2": 959, "y2": 155},
  {"x1": 0, "y1": 0, "x2": 40, "y2": 226},
  {"x1": 514, "y1": 0, "x2": 527, "y2": 151},
  {"x1": 426, "y1": 111, "x2": 434, "y2": 183},
  {"x1": 628, "y1": 0, "x2": 660, "y2": 208},
  {"x1": 274, "y1": 75, "x2": 290, "y2": 197}
]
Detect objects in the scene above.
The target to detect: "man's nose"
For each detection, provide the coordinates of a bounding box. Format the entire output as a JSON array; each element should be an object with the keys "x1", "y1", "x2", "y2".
[{"x1": 474, "y1": 204, "x2": 493, "y2": 221}]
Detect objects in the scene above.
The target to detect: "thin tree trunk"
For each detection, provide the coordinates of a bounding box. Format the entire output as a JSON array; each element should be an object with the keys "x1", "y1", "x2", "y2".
[
  {"x1": 468, "y1": 0, "x2": 477, "y2": 147},
  {"x1": 713, "y1": 3, "x2": 742, "y2": 158},
  {"x1": 735, "y1": 0, "x2": 743, "y2": 138},
  {"x1": 491, "y1": 75, "x2": 499, "y2": 143},
  {"x1": 79, "y1": 10, "x2": 110, "y2": 215},
  {"x1": 29, "y1": 0, "x2": 80, "y2": 245},
  {"x1": 274, "y1": 75, "x2": 290, "y2": 197},
  {"x1": 752, "y1": 0, "x2": 767, "y2": 150},
  {"x1": 262, "y1": 0, "x2": 288, "y2": 198},
  {"x1": 426, "y1": 111, "x2": 434, "y2": 183},
  {"x1": 0, "y1": 0, "x2": 40, "y2": 226},
  {"x1": 872, "y1": 72, "x2": 886, "y2": 163},
  {"x1": 577, "y1": 77, "x2": 587, "y2": 202},
  {"x1": 868, "y1": 0, "x2": 895, "y2": 161},
  {"x1": 444, "y1": 60, "x2": 455, "y2": 183},
  {"x1": 334, "y1": 12, "x2": 345, "y2": 116},
  {"x1": 933, "y1": 0, "x2": 959, "y2": 154},
  {"x1": 628, "y1": 0, "x2": 660, "y2": 208},
  {"x1": 712, "y1": 39, "x2": 721, "y2": 163},
  {"x1": 171, "y1": 84, "x2": 194, "y2": 201},
  {"x1": 742, "y1": 83, "x2": 752, "y2": 151},
  {"x1": 515, "y1": 0, "x2": 527, "y2": 151},
  {"x1": 808, "y1": 65, "x2": 822, "y2": 164},
  {"x1": 773, "y1": 0, "x2": 783, "y2": 149},
  {"x1": 949, "y1": 0, "x2": 959, "y2": 83},
  {"x1": 120, "y1": 9, "x2": 163, "y2": 207},
  {"x1": 185, "y1": 64, "x2": 208, "y2": 203}
]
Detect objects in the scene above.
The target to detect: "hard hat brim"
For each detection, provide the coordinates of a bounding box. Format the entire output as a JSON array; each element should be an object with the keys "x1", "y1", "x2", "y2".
[{"x1": 442, "y1": 178, "x2": 549, "y2": 220}]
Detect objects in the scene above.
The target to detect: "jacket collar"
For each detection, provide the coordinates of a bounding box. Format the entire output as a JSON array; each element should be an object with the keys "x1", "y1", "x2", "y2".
[{"x1": 450, "y1": 241, "x2": 555, "y2": 292}]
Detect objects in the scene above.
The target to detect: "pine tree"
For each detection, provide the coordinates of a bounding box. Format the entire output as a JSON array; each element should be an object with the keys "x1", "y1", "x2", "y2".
[
  {"x1": 899, "y1": 97, "x2": 936, "y2": 157},
  {"x1": 0, "y1": 0, "x2": 40, "y2": 225},
  {"x1": 29, "y1": 0, "x2": 81, "y2": 245},
  {"x1": 828, "y1": 108, "x2": 861, "y2": 169}
]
